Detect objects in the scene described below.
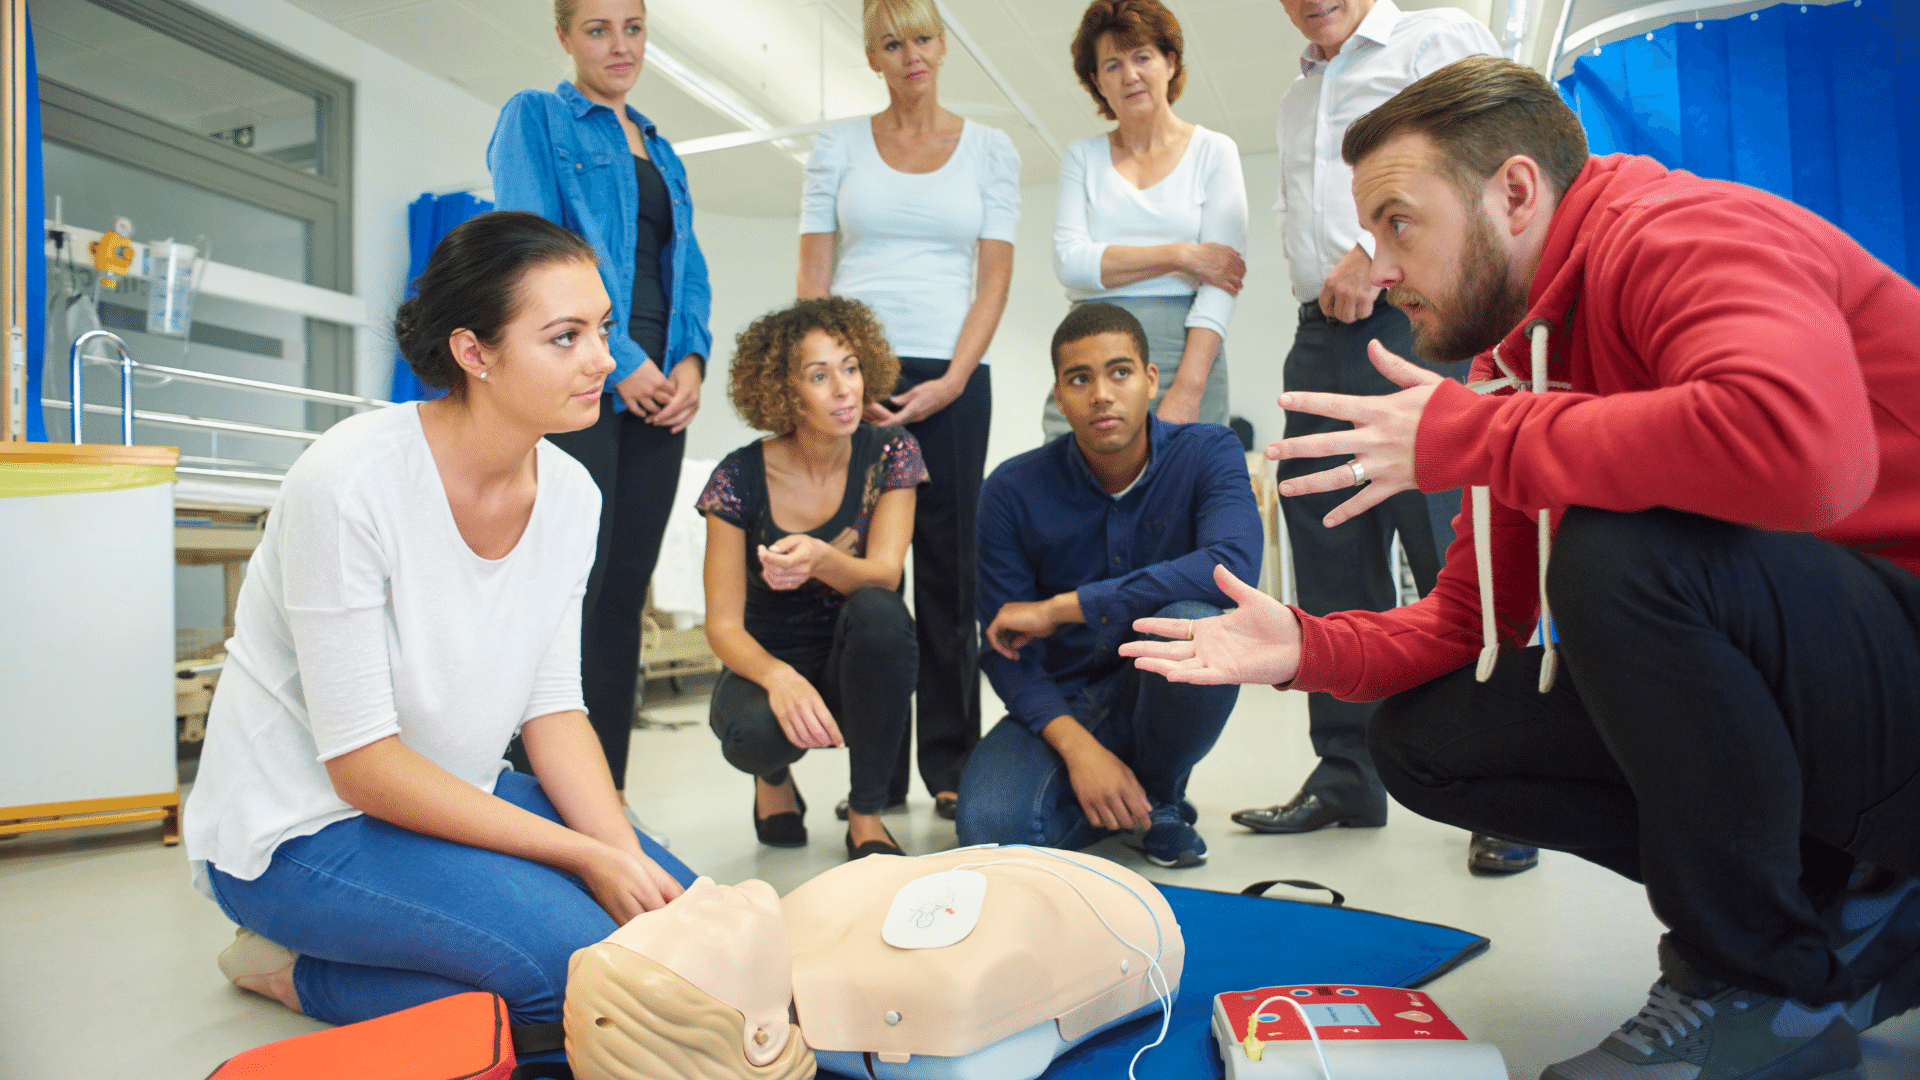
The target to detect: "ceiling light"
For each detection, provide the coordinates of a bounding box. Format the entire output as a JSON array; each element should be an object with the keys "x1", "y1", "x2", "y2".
[{"x1": 644, "y1": 42, "x2": 808, "y2": 164}]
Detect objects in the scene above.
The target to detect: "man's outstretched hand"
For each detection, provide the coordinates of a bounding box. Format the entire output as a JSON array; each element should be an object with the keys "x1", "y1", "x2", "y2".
[
  {"x1": 1266, "y1": 338, "x2": 1442, "y2": 528},
  {"x1": 1120, "y1": 564, "x2": 1303, "y2": 686}
]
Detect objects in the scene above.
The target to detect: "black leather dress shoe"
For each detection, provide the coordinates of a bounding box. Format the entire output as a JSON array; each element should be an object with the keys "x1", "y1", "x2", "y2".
[
  {"x1": 1231, "y1": 791, "x2": 1385, "y2": 834},
  {"x1": 1468, "y1": 832, "x2": 1539, "y2": 873},
  {"x1": 754, "y1": 778, "x2": 807, "y2": 848},
  {"x1": 846, "y1": 826, "x2": 906, "y2": 860}
]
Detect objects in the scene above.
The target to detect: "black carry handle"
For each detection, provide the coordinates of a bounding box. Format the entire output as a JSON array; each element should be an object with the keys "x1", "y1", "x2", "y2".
[
  {"x1": 1240, "y1": 879, "x2": 1346, "y2": 907},
  {"x1": 509, "y1": 1022, "x2": 572, "y2": 1080}
]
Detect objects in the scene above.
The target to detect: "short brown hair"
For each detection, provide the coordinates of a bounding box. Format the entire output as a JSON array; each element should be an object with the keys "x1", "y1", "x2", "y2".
[
  {"x1": 728, "y1": 297, "x2": 900, "y2": 434},
  {"x1": 1071, "y1": 0, "x2": 1185, "y2": 122},
  {"x1": 1342, "y1": 56, "x2": 1589, "y2": 203}
]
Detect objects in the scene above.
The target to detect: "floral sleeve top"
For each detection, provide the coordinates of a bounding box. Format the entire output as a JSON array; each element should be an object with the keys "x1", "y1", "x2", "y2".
[{"x1": 697, "y1": 424, "x2": 927, "y2": 655}]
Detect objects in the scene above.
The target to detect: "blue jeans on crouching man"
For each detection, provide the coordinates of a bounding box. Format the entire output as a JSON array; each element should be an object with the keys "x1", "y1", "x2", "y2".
[
  {"x1": 207, "y1": 769, "x2": 697, "y2": 1051},
  {"x1": 957, "y1": 600, "x2": 1240, "y2": 849}
]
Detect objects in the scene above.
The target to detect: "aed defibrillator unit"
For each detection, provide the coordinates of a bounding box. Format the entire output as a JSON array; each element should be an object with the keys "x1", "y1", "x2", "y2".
[{"x1": 1212, "y1": 984, "x2": 1506, "y2": 1080}]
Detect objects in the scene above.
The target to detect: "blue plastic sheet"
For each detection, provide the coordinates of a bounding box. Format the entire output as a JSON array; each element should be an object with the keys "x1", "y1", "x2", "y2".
[
  {"x1": 389, "y1": 191, "x2": 494, "y2": 403},
  {"x1": 1558, "y1": 0, "x2": 1919, "y2": 280}
]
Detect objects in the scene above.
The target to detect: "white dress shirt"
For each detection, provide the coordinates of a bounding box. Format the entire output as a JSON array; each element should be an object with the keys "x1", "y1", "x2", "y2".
[
  {"x1": 1275, "y1": 0, "x2": 1500, "y2": 303},
  {"x1": 1054, "y1": 126, "x2": 1248, "y2": 338}
]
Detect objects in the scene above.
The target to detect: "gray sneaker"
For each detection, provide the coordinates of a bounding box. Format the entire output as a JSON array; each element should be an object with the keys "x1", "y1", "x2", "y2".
[
  {"x1": 1542, "y1": 943, "x2": 1861, "y2": 1080},
  {"x1": 1828, "y1": 870, "x2": 1920, "y2": 1031}
]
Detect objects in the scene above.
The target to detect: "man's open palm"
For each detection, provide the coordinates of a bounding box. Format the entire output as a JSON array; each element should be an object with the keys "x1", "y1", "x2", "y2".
[{"x1": 1120, "y1": 564, "x2": 1303, "y2": 686}]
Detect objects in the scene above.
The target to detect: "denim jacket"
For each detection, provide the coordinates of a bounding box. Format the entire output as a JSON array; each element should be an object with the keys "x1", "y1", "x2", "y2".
[{"x1": 487, "y1": 82, "x2": 713, "y2": 404}]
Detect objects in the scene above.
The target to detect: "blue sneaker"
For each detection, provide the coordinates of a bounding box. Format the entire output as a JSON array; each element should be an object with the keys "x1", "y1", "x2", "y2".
[{"x1": 1140, "y1": 805, "x2": 1207, "y2": 869}]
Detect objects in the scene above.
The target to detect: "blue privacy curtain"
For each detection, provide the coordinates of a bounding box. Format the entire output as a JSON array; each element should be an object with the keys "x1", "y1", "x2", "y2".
[
  {"x1": 1557, "y1": 0, "x2": 1920, "y2": 280},
  {"x1": 25, "y1": 8, "x2": 46, "y2": 441},
  {"x1": 388, "y1": 191, "x2": 494, "y2": 403}
]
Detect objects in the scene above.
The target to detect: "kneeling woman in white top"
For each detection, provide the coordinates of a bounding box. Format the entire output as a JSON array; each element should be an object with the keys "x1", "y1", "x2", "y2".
[
  {"x1": 182, "y1": 211, "x2": 693, "y2": 1042},
  {"x1": 1046, "y1": 0, "x2": 1248, "y2": 439}
]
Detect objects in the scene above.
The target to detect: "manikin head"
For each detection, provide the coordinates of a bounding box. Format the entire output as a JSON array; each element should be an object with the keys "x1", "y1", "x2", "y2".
[
  {"x1": 1278, "y1": 0, "x2": 1377, "y2": 59},
  {"x1": 1051, "y1": 303, "x2": 1159, "y2": 469},
  {"x1": 564, "y1": 877, "x2": 814, "y2": 1080},
  {"x1": 1343, "y1": 56, "x2": 1590, "y2": 363}
]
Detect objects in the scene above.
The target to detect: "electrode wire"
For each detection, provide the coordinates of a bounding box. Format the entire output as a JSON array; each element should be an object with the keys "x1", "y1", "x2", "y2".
[
  {"x1": 1247, "y1": 994, "x2": 1338, "y2": 1080},
  {"x1": 948, "y1": 846, "x2": 1172, "y2": 1080}
]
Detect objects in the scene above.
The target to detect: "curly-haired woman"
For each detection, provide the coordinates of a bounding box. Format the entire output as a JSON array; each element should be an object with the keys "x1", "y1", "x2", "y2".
[{"x1": 698, "y1": 298, "x2": 926, "y2": 859}]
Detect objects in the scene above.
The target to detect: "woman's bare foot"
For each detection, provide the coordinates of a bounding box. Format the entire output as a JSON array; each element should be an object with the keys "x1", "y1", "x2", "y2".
[
  {"x1": 234, "y1": 962, "x2": 304, "y2": 1014},
  {"x1": 846, "y1": 809, "x2": 895, "y2": 847},
  {"x1": 755, "y1": 775, "x2": 800, "y2": 819}
]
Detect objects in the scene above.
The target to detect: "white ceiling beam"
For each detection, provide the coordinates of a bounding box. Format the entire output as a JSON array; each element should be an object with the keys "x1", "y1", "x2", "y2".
[{"x1": 932, "y1": 0, "x2": 1065, "y2": 162}]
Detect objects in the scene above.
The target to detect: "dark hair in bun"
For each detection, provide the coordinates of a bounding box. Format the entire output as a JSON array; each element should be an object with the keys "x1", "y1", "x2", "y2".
[{"x1": 393, "y1": 211, "x2": 598, "y2": 394}]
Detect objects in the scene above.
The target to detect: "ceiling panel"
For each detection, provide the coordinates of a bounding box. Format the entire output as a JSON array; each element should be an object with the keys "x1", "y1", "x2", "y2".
[{"x1": 282, "y1": 0, "x2": 1499, "y2": 215}]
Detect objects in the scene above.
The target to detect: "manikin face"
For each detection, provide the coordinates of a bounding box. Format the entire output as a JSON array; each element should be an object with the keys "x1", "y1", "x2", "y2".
[
  {"x1": 790, "y1": 329, "x2": 863, "y2": 438},
  {"x1": 1093, "y1": 33, "x2": 1177, "y2": 121},
  {"x1": 867, "y1": 23, "x2": 946, "y2": 93},
  {"x1": 558, "y1": 0, "x2": 647, "y2": 102},
  {"x1": 1053, "y1": 331, "x2": 1158, "y2": 459},
  {"x1": 1278, "y1": 0, "x2": 1377, "y2": 57},
  {"x1": 467, "y1": 258, "x2": 615, "y2": 433},
  {"x1": 1353, "y1": 133, "x2": 1531, "y2": 364}
]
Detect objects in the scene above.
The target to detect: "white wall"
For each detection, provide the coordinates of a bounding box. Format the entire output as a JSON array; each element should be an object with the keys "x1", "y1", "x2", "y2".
[
  {"x1": 684, "y1": 150, "x2": 1301, "y2": 479},
  {"x1": 187, "y1": 0, "x2": 504, "y2": 403}
]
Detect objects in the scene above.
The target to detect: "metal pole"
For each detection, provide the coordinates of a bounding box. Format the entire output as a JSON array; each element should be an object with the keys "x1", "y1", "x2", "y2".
[
  {"x1": 2, "y1": 0, "x2": 25, "y2": 442},
  {"x1": 1543, "y1": 0, "x2": 1578, "y2": 80},
  {"x1": 69, "y1": 330, "x2": 136, "y2": 445}
]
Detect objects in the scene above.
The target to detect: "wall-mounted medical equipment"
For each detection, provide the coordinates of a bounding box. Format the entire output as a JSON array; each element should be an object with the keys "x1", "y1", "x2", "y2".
[{"x1": 143, "y1": 237, "x2": 205, "y2": 338}]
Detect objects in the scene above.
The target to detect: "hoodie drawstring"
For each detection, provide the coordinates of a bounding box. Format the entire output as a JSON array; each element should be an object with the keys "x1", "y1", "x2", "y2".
[
  {"x1": 1470, "y1": 320, "x2": 1559, "y2": 693},
  {"x1": 1528, "y1": 320, "x2": 1559, "y2": 693}
]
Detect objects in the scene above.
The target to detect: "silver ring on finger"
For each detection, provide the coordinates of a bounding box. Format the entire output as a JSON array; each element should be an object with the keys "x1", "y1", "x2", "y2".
[{"x1": 1348, "y1": 459, "x2": 1368, "y2": 487}]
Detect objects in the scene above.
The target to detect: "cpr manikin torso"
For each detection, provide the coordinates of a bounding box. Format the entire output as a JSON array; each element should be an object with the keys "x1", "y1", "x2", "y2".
[
  {"x1": 785, "y1": 846, "x2": 1184, "y2": 1079},
  {"x1": 565, "y1": 877, "x2": 815, "y2": 1080}
]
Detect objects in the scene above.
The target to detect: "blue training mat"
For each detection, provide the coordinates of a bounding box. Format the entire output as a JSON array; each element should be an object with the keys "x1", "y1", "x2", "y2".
[{"x1": 1040, "y1": 883, "x2": 1490, "y2": 1079}]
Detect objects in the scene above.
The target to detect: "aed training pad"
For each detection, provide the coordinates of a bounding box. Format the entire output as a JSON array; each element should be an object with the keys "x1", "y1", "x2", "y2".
[{"x1": 1039, "y1": 884, "x2": 1490, "y2": 1080}]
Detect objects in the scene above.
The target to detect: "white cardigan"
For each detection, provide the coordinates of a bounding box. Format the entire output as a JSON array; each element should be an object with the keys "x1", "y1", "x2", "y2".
[{"x1": 1052, "y1": 126, "x2": 1248, "y2": 338}]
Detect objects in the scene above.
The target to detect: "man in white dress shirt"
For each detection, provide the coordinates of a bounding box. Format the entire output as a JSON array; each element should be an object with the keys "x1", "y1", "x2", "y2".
[{"x1": 1231, "y1": 0, "x2": 1535, "y2": 873}]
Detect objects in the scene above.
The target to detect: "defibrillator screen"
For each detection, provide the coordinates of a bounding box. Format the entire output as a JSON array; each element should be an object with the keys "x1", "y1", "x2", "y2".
[{"x1": 1302, "y1": 1003, "x2": 1380, "y2": 1027}]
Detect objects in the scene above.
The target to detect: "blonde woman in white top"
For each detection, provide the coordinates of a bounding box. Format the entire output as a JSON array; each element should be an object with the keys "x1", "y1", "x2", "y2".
[
  {"x1": 1047, "y1": 0, "x2": 1249, "y2": 439},
  {"x1": 796, "y1": 0, "x2": 1020, "y2": 822}
]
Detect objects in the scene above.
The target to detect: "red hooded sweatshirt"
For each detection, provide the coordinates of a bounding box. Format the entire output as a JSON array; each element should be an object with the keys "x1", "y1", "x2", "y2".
[{"x1": 1288, "y1": 153, "x2": 1920, "y2": 702}]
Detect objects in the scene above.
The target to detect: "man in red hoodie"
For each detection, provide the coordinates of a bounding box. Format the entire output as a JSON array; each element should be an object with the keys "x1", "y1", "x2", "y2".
[{"x1": 1123, "y1": 55, "x2": 1920, "y2": 1080}]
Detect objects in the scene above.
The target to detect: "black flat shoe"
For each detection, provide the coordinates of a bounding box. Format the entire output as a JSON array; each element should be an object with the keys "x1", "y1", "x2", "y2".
[
  {"x1": 754, "y1": 777, "x2": 807, "y2": 848},
  {"x1": 835, "y1": 795, "x2": 907, "y2": 820},
  {"x1": 845, "y1": 825, "x2": 905, "y2": 860},
  {"x1": 1468, "y1": 832, "x2": 1539, "y2": 874},
  {"x1": 934, "y1": 794, "x2": 959, "y2": 821},
  {"x1": 1231, "y1": 790, "x2": 1385, "y2": 834}
]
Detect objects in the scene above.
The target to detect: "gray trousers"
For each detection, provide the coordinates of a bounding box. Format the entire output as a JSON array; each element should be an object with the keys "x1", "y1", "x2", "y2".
[
  {"x1": 1041, "y1": 294, "x2": 1230, "y2": 441},
  {"x1": 1279, "y1": 299, "x2": 1469, "y2": 820}
]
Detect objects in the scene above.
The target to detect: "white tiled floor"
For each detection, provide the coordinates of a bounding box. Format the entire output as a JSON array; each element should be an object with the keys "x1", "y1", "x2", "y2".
[{"x1": 3, "y1": 681, "x2": 1916, "y2": 1079}]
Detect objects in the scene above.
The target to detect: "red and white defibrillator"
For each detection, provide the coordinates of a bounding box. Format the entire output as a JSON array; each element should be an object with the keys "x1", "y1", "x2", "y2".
[{"x1": 1212, "y1": 984, "x2": 1506, "y2": 1080}]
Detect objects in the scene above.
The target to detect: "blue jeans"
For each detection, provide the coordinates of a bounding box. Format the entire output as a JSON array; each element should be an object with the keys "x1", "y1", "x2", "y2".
[
  {"x1": 206, "y1": 770, "x2": 697, "y2": 1045},
  {"x1": 956, "y1": 601, "x2": 1239, "y2": 849}
]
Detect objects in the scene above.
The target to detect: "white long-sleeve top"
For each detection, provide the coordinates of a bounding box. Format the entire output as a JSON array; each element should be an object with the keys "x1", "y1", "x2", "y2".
[
  {"x1": 183, "y1": 403, "x2": 599, "y2": 892},
  {"x1": 801, "y1": 117, "x2": 1021, "y2": 362},
  {"x1": 1276, "y1": 0, "x2": 1499, "y2": 302},
  {"x1": 1052, "y1": 126, "x2": 1248, "y2": 339}
]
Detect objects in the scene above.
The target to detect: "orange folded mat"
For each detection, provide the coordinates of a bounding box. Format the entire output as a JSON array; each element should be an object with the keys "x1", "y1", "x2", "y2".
[{"x1": 204, "y1": 991, "x2": 568, "y2": 1080}]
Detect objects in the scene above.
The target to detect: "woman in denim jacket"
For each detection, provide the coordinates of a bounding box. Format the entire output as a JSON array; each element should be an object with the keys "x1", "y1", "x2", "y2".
[{"x1": 488, "y1": 0, "x2": 711, "y2": 818}]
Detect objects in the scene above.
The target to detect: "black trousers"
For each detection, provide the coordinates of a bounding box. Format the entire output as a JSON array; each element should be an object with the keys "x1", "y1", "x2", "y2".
[
  {"x1": 708, "y1": 587, "x2": 919, "y2": 814},
  {"x1": 887, "y1": 357, "x2": 992, "y2": 800},
  {"x1": 1278, "y1": 300, "x2": 1469, "y2": 818},
  {"x1": 1370, "y1": 506, "x2": 1920, "y2": 1003},
  {"x1": 540, "y1": 394, "x2": 685, "y2": 789}
]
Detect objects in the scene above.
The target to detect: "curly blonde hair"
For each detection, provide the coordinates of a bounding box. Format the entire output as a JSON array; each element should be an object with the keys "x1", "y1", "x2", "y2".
[{"x1": 729, "y1": 297, "x2": 900, "y2": 434}]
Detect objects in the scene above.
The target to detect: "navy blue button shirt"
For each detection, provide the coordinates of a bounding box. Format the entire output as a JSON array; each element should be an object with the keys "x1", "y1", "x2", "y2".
[{"x1": 977, "y1": 416, "x2": 1263, "y2": 735}]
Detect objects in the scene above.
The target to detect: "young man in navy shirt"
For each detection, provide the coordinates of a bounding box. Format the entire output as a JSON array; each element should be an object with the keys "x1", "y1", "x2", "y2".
[{"x1": 956, "y1": 303, "x2": 1262, "y2": 867}]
